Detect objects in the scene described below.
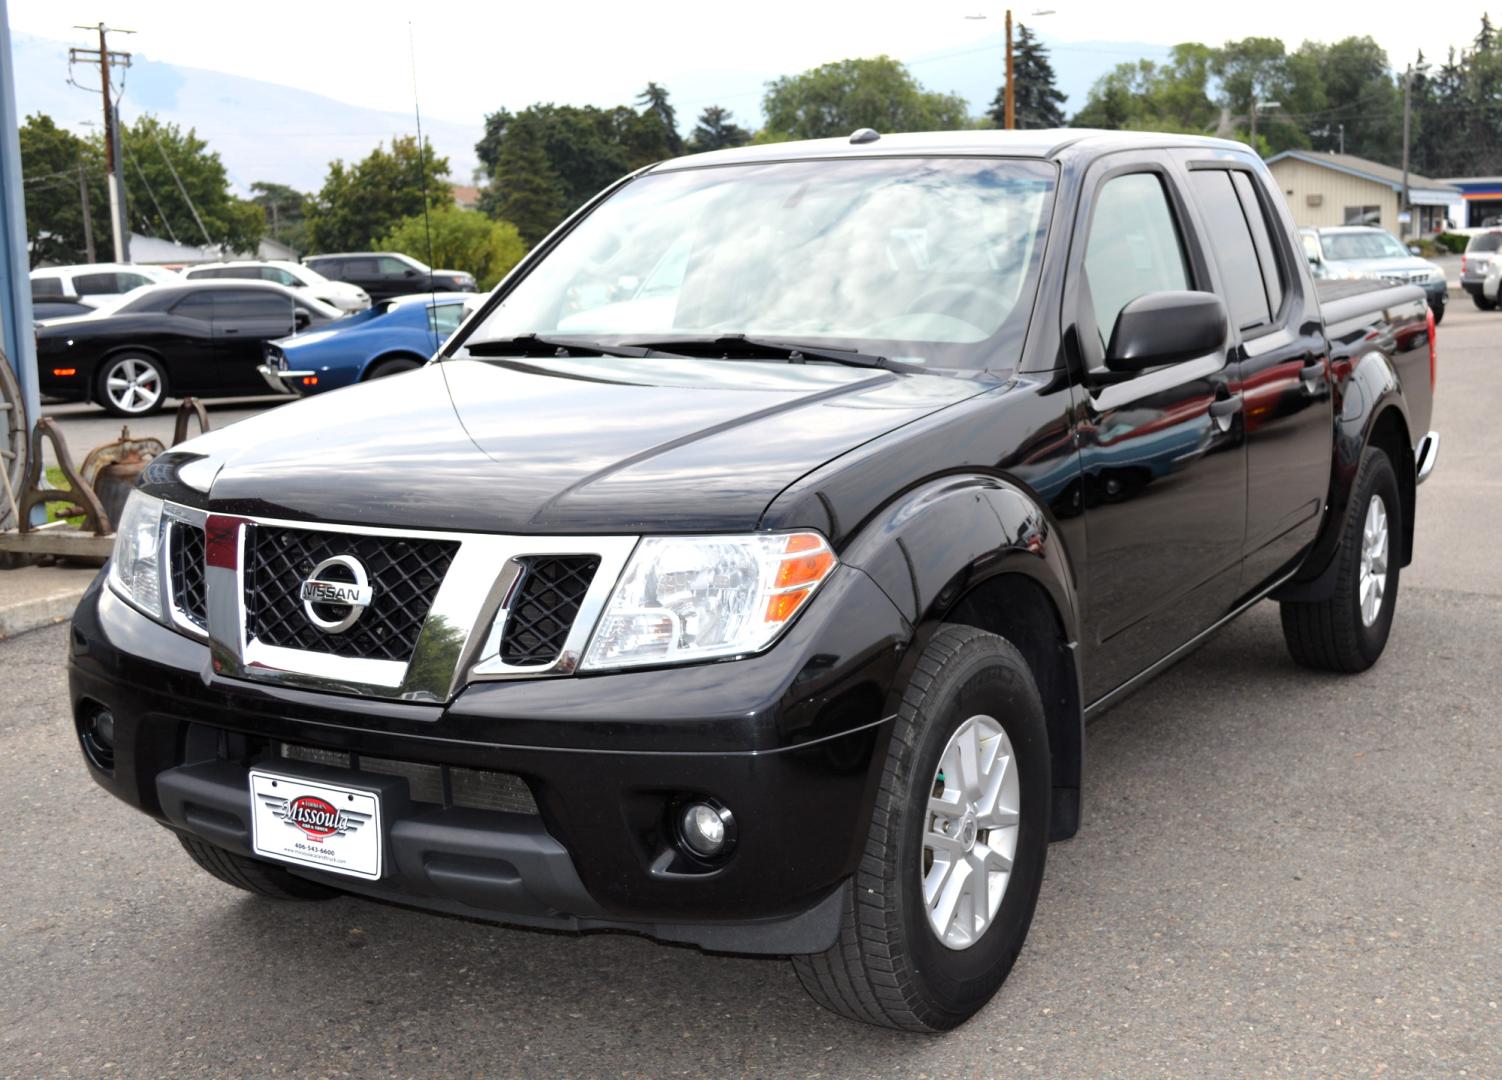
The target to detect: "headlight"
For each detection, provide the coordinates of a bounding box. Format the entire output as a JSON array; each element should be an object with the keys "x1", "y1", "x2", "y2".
[
  {"x1": 581, "y1": 532, "x2": 837, "y2": 670},
  {"x1": 108, "y1": 490, "x2": 165, "y2": 620}
]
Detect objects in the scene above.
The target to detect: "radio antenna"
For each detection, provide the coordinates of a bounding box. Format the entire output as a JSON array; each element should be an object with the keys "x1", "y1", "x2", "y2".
[{"x1": 408, "y1": 22, "x2": 438, "y2": 330}]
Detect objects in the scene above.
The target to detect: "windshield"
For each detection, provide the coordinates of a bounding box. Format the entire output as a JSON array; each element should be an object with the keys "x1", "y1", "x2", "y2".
[
  {"x1": 461, "y1": 157, "x2": 1058, "y2": 369},
  {"x1": 1466, "y1": 231, "x2": 1502, "y2": 253},
  {"x1": 1323, "y1": 230, "x2": 1409, "y2": 260}
]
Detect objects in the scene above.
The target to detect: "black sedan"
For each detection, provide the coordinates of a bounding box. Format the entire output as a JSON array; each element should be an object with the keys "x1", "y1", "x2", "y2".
[{"x1": 36, "y1": 281, "x2": 341, "y2": 416}]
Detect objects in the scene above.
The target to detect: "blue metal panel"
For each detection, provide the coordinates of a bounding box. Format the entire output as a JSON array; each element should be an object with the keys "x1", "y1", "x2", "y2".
[{"x1": 0, "y1": 0, "x2": 40, "y2": 428}]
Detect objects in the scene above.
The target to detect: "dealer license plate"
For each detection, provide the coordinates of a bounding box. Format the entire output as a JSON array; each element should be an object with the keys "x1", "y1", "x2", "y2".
[{"x1": 249, "y1": 771, "x2": 383, "y2": 880}]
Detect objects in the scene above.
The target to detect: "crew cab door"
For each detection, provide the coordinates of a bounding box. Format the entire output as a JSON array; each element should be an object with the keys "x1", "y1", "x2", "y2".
[
  {"x1": 1175, "y1": 154, "x2": 1333, "y2": 592},
  {"x1": 210, "y1": 288, "x2": 299, "y2": 392},
  {"x1": 1065, "y1": 154, "x2": 1248, "y2": 701}
]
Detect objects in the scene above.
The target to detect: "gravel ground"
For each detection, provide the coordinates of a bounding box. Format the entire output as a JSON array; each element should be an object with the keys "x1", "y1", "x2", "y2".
[{"x1": 1, "y1": 306, "x2": 1497, "y2": 1078}]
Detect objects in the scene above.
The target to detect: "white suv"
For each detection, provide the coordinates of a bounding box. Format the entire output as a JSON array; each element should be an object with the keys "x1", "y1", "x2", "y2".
[
  {"x1": 30, "y1": 263, "x2": 179, "y2": 309},
  {"x1": 181, "y1": 261, "x2": 370, "y2": 314}
]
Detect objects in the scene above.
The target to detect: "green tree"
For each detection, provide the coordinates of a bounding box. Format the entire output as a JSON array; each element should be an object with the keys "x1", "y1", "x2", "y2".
[
  {"x1": 249, "y1": 181, "x2": 310, "y2": 253},
  {"x1": 987, "y1": 24, "x2": 1066, "y2": 128},
  {"x1": 19, "y1": 113, "x2": 107, "y2": 267},
  {"x1": 761, "y1": 56, "x2": 969, "y2": 140},
  {"x1": 636, "y1": 82, "x2": 683, "y2": 155},
  {"x1": 475, "y1": 100, "x2": 676, "y2": 245},
  {"x1": 119, "y1": 115, "x2": 263, "y2": 252},
  {"x1": 306, "y1": 135, "x2": 452, "y2": 252},
  {"x1": 379, "y1": 205, "x2": 526, "y2": 290},
  {"x1": 686, "y1": 105, "x2": 752, "y2": 152},
  {"x1": 1072, "y1": 44, "x2": 1219, "y2": 134}
]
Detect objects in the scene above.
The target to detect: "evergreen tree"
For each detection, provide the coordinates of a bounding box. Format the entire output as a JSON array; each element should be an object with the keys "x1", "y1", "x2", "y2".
[
  {"x1": 687, "y1": 106, "x2": 751, "y2": 152},
  {"x1": 491, "y1": 113, "x2": 569, "y2": 246},
  {"x1": 636, "y1": 82, "x2": 683, "y2": 155},
  {"x1": 988, "y1": 24, "x2": 1066, "y2": 129}
]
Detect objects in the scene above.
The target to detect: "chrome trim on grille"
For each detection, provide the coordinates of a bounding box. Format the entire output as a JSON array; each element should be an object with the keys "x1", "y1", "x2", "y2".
[{"x1": 158, "y1": 502, "x2": 638, "y2": 702}]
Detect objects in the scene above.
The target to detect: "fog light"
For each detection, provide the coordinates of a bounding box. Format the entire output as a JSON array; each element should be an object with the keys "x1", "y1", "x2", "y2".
[
  {"x1": 677, "y1": 800, "x2": 734, "y2": 859},
  {"x1": 78, "y1": 706, "x2": 116, "y2": 771}
]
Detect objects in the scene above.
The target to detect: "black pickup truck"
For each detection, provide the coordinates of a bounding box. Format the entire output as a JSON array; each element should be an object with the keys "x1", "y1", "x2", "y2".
[{"x1": 68, "y1": 130, "x2": 1438, "y2": 1033}]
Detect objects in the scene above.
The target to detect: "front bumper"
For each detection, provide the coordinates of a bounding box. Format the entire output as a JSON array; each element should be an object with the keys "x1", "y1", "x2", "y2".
[{"x1": 67, "y1": 568, "x2": 908, "y2": 953}]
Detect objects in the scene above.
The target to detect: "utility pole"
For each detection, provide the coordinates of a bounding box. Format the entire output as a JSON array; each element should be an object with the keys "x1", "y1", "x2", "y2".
[
  {"x1": 76, "y1": 157, "x2": 94, "y2": 262},
  {"x1": 69, "y1": 23, "x2": 133, "y2": 262},
  {"x1": 1250, "y1": 95, "x2": 1258, "y2": 144},
  {"x1": 1401, "y1": 64, "x2": 1413, "y2": 240},
  {"x1": 1339, "y1": 122, "x2": 1345, "y2": 154},
  {"x1": 1004, "y1": 9, "x2": 1015, "y2": 130}
]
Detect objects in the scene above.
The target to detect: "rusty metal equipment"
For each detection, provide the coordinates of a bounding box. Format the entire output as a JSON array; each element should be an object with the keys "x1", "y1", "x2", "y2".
[{"x1": 82, "y1": 427, "x2": 167, "y2": 529}]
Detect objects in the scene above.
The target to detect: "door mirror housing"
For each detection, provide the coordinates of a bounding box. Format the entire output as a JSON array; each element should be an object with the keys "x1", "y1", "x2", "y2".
[
  {"x1": 1407, "y1": 244, "x2": 1422, "y2": 255},
  {"x1": 294, "y1": 310, "x2": 311, "y2": 330},
  {"x1": 403, "y1": 267, "x2": 419, "y2": 278},
  {"x1": 1104, "y1": 291, "x2": 1228, "y2": 373}
]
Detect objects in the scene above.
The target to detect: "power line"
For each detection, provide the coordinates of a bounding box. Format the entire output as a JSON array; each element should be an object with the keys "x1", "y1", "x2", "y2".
[
  {"x1": 124, "y1": 144, "x2": 180, "y2": 244},
  {"x1": 148, "y1": 126, "x2": 215, "y2": 247}
]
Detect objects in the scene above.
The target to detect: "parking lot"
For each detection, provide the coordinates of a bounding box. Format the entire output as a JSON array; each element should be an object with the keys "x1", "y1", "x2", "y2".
[{"x1": 1, "y1": 304, "x2": 1497, "y2": 1077}]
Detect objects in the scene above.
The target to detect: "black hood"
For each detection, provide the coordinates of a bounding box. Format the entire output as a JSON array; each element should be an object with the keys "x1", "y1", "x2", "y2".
[{"x1": 172, "y1": 357, "x2": 984, "y2": 534}]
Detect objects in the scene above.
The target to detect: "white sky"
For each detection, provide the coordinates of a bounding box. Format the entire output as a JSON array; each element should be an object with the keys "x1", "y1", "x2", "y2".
[{"x1": 9, "y1": 0, "x2": 1490, "y2": 126}]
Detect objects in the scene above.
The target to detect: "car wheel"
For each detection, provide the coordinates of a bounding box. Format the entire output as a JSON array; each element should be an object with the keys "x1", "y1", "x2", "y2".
[
  {"x1": 1279, "y1": 447, "x2": 1402, "y2": 672},
  {"x1": 1430, "y1": 302, "x2": 1445, "y2": 325},
  {"x1": 365, "y1": 356, "x2": 423, "y2": 380},
  {"x1": 1470, "y1": 292, "x2": 1496, "y2": 311},
  {"x1": 96, "y1": 354, "x2": 167, "y2": 417},
  {"x1": 177, "y1": 834, "x2": 337, "y2": 900},
  {"x1": 791, "y1": 624, "x2": 1051, "y2": 1032}
]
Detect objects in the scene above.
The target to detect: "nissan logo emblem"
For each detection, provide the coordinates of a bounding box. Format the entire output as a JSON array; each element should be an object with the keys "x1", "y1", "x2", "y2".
[{"x1": 299, "y1": 555, "x2": 374, "y2": 633}]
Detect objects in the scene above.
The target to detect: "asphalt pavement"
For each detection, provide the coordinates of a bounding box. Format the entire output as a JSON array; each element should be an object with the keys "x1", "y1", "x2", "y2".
[
  {"x1": 37, "y1": 397, "x2": 286, "y2": 469},
  {"x1": 1, "y1": 307, "x2": 1498, "y2": 1078}
]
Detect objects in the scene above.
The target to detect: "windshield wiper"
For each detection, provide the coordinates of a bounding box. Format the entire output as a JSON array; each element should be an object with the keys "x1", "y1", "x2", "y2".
[
  {"x1": 626, "y1": 334, "x2": 918, "y2": 373},
  {"x1": 462, "y1": 334, "x2": 672, "y2": 359}
]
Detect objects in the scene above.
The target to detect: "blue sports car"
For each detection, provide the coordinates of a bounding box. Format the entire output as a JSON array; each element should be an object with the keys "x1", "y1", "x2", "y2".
[{"x1": 258, "y1": 291, "x2": 472, "y2": 396}]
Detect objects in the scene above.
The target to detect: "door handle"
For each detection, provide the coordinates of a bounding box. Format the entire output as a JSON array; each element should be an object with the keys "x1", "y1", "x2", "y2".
[
  {"x1": 221, "y1": 328, "x2": 240, "y2": 335},
  {"x1": 1208, "y1": 394, "x2": 1242, "y2": 432}
]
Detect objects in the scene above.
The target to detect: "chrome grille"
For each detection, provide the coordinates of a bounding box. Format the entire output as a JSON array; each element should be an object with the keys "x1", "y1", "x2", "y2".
[
  {"x1": 243, "y1": 525, "x2": 458, "y2": 662},
  {"x1": 168, "y1": 521, "x2": 207, "y2": 629},
  {"x1": 499, "y1": 555, "x2": 600, "y2": 665},
  {"x1": 278, "y1": 743, "x2": 538, "y2": 815}
]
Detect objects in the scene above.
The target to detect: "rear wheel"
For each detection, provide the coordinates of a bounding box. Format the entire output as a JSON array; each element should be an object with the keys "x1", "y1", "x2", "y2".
[
  {"x1": 792, "y1": 625, "x2": 1051, "y2": 1032},
  {"x1": 1470, "y1": 292, "x2": 1496, "y2": 311},
  {"x1": 1280, "y1": 447, "x2": 1402, "y2": 672},
  {"x1": 365, "y1": 356, "x2": 423, "y2": 380},
  {"x1": 96, "y1": 353, "x2": 167, "y2": 417},
  {"x1": 177, "y1": 834, "x2": 338, "y2": 900}
]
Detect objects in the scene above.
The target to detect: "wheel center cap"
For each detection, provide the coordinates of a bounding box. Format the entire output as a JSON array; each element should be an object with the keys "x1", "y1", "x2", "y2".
[{"x1": 959, "y1": 813, "x2": 978, "y2": 851}]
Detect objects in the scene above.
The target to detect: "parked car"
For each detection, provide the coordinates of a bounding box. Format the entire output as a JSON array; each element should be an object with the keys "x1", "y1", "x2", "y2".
[
  {"x1": 180, "y1": 260, "x2": 371, "y2": 314},
  {"x1": 36, "y1": 280, "x2": 341, "y2": 416},
  {"x1": 1299, "y1": 226, "x2": 1447, "y2": 321},
  {"x1": 302, "y1": 251, "x2": 476, "y2": 302},
  {"x1": 32, "y1": 299, "x2": 95, "y2": 322},
  {"x1": 70, "y1": 130, "x2": 1437, "y2": 1032},
  {"x1": 1459, "y1": 229, "x2": 1502, "y2": 309},
  {"x1": 257, "y1": 292, "x2": 470, "y2": 396},
  {"x1": 30, "y1": 262, "x2": 178, "y2": 309}
]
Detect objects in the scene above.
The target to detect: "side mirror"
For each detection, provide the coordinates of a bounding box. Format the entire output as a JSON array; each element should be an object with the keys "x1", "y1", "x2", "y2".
[
  {"x1": 403, "y1": 267, "x2": 419, "y2": 278},
  {"x1": 294, "y1": 310, "x2": 311, "y2": 330},
  {"x1": 1306, "y1": 250, "x2": 1321, "y2": 265},
  {"x1": 1407, "y1": 244, "x2": 1422, "y2": 255},
  {"x1": 1105, "y1": 291, "x2": 1228, "y2": 373}
]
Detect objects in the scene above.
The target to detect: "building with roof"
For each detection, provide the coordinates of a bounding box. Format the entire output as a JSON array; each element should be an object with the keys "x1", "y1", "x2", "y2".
[
  {"x1": 1265, "y1": 150, "x2": 1461, "y2": 238},
  {"x1": 1434, "y1": 177, "x2": 1502, "y2": 229}
]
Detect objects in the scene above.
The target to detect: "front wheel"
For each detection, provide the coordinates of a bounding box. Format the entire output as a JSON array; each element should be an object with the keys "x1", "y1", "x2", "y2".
[
  {"x1": 96, "y1": 353, "x2": 167, "y2": 417},
  {"x1": 1430, "y1": 301, "x2": 1445, "y2": 325},
  {"x1": 365, "y1": 356, "x2": 423, "y2": 380},
  {"x1": 1280, "y1": 447, "x2": 1402, "y2": 672},
  {"x1": 792, "y1": 625, "x2": 1051, "y2": 1032}
]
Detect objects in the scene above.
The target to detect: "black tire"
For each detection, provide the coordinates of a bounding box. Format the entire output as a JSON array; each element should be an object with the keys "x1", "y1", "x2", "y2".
[
  {"x1": 1471, "y1": 292, "x2": 1496, "y2": 311},
  {"x1": 1280, "y1": 447, "x2": 1402, "y2": 673},
  {"x1": 792, "y1": 625, "x2": 1051, "y2": 1032},
  {"x1": 365, "y1": 356, "x2": 423, "y2": 380},
  {"x1": 1430, "y1": 302, "x2": 1445, "y2": 325},
  {"x1": 95, "y1": 353, "x2": 168, "y2": 417},
  {"x1": 177, "y1": 834, "x2": 338, "y2": 901}
]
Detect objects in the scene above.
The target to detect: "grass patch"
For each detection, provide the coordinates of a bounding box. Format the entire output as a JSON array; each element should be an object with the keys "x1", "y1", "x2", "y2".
[{"x1": 43, "y1": 466, "x2": 87, "y2": 527}]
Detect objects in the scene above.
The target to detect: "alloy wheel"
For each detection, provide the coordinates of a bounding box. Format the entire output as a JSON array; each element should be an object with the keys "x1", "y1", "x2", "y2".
[
  {"x1": 104, "y1": 358, "x2": 163, "y2": 415},
  {"x1": 921, "y1": 713, "x2": 1021, "y2": 950},
  {"x1": 1358, "y1": 494, "x2": 1389, "y2": 627}
]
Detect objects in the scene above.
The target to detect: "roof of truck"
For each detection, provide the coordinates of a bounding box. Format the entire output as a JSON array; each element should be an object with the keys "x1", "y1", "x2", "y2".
[{"x1": 652, "y1": 129, "x2": 1254, "y2": 172}]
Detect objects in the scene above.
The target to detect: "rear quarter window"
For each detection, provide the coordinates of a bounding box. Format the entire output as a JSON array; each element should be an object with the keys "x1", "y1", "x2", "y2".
[{"x1": 31, "y1": 276, "x2": 64, "y2": 298}]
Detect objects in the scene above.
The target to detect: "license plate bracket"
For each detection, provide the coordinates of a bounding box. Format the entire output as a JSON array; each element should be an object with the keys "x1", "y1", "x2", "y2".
[{"x1": 249, "y1": 770, "x2": 385, "y2": 881}]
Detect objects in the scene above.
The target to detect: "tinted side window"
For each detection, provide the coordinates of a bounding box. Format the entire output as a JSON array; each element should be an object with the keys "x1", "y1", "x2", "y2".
[
  {"x1": 214, "y1": 290, "x2": 293, "y2": 320},
  {"x1": 1084, "y1": 173, "x2": 1192, "y2": 347},
  {"x1": 31, "y1": 277, "x2": 64, "y2": 298},
  {"x1": 74, "y1": 272, "x2": 124, "y2": 296},
  {"x1": 342, "y1": 258, "x2": 378, "y2": 276},
  {"x1": 117, "y1": 272, "x2": 154, "y2": 291},
  {"x1": 378, "y1": 256, "x2": 412, "y2": 276},
  {"x1": 1188, "y1": 170, "x2": 1270, "y2": 331},
  {"x1": 171, "y1": 294, "x2": 216, "y2": 321},
  {"x1": 261, "y1": 267, "x2": 298, "y2": 286},
  {"x1": 1230, "y1": 171, "x2": 1286, "y2": 319},
  {"x1": 1468, "y1": 232, "x2": 1502, "y2": 253},
  {"x1": 428, "y1": 303, "x2": 464, "y2": 337}
]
